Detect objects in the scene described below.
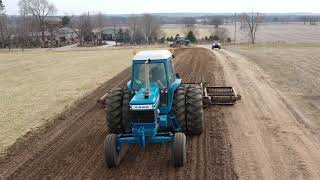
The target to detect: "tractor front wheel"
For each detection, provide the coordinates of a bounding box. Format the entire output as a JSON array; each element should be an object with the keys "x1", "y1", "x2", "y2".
[
  {"x1": 104, "y1": 134, "x2": 120, "y2": 168},
  {"x1": 172, "y1": 132, "x2": 186, "y2": 167}
]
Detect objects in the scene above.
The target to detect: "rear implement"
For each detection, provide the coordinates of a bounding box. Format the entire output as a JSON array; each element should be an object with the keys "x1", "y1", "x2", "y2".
[{"x1": 202, "y1": 84, "x2": 241, "y2": 105}]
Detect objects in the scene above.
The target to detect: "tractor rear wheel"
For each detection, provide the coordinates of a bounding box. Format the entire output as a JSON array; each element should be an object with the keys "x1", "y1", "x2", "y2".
[
  {"x1": 104, "y1": 134, "x2": 120, "y2": 168},
  {"x1": 186, "y1": 84, "x2": 204, "y2": 135},
  {"x1": 122, "y1": 89, "x2": 131, "y2": 133},
  {"x1": 173, "y1": 85, "x2": 186, "y2": 133},
  {"x1": 105, "y1": 87, "x2": 123, "y2": 134},
  {"x1": 172, "y1": 132, "x2": 186, "y2": 167}
]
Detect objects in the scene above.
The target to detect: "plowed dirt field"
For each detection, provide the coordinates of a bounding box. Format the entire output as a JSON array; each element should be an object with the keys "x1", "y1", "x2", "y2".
[
  {"x1": 2, "y1": 47, "x2": 319, "y2": 179},
  {"x1": 0, "y1": 48, "x2": 238, "y2": 180}
]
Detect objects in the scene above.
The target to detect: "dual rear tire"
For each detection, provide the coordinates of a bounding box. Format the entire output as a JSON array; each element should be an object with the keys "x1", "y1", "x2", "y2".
[
  {"x1": 185, "y1": 84, "x2": 204, "y2": 135},
  {"x1": 173, "y1": 84, "x2": 204, "y2": 135},
  {"x1": 105, "y1": 88, "x2": 123, "y2": 134},
  {"x1": 105, "y1": 88, "x2": 131, "y2": 134}
]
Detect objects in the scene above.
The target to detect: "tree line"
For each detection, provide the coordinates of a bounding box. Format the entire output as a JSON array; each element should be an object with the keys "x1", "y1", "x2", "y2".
[
  {"x1": 0, "y1": 0, "x2": 164, "y2": 49},
  {"x1": 1, "y1": 0, "x2": 318, "y2": 48},
  {"x1": 160, "y1": 14, "x2": 320, "y2": 25},
  {"x1": 0, "y1": 0, "x2": 266, "y2": 49}
]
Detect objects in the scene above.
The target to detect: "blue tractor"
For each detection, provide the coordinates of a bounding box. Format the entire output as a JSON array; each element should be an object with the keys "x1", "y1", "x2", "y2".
[
  {"x1": 97, "y1": 50, "x2": 241, "y2": 168},
  {"x1": 170, "y1": 35, "x2": 191, "y2": 47},
  {"x1": 175, "y1": 35, "x2": 191, "y2": 45}
]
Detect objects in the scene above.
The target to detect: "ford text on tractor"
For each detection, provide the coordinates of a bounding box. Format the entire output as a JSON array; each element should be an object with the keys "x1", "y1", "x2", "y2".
[{"x1": 97, "y1": 50, "x2": 241, "y2": 168}]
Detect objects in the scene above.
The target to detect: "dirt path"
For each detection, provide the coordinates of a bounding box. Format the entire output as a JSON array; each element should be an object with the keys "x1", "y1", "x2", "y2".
[
  {"x1": 212, "y1": 48, "x2": 320, "y2": 180},
  {"x1": 0, "y1": 48, "x2": 237, "y2": 179}
]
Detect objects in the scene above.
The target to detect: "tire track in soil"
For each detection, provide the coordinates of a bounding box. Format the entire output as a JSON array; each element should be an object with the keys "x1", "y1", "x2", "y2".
[{"x1": 0, "y1": 48, "x2": 237, "y2": 180}]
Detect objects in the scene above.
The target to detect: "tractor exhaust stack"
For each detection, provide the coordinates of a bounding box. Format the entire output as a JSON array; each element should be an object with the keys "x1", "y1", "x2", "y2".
[{"x1": 144, "y1": 59, "x2": 151, "y2": 98}]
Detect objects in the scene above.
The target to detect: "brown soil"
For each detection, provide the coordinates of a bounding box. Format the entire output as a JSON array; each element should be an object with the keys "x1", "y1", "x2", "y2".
[
  {"x1": 212, "y1": 48, "x2": 320, "y2": 180},
  {"x1": 0, "y1": 48, "x2": 238, "y2": 180}
]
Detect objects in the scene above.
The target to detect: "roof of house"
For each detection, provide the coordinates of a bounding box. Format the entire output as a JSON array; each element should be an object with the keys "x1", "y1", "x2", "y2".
[
  {"x1": 133, "y1": 50, "x2": 173, "y2": 60},
  {"x1": 92, "y1": 27, "x2": 116, "y2": 34},
  {"x1": 56, "y1": 27, "x2": 75, "y2": 34}
]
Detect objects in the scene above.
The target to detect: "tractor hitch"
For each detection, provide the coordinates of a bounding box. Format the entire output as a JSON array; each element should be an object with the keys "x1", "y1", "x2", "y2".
[{"x1": 97, "y1": 92, "x2": 108, "y2": 108}]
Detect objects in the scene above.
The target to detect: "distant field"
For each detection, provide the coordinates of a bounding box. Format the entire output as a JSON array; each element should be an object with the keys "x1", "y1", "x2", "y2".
[
  {"x1": 228, "y1": 43, "x2": 320, "y2": 128},
  {"x1": 0, "y1": 48, "x2": 138, "y2": 153},
  {"x1": 162, "y1": 23, "x2": 320, "y2": 43}
]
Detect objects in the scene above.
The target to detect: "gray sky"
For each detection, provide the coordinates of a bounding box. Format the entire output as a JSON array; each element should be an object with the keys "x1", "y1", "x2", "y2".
[{"x1": 3, "y1": 0, "x2": 320, "y2": 15}]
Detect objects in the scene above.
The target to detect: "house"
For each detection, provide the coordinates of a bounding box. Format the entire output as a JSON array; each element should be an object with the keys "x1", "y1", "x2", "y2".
[
  {"x1": 55, "y1": 27, "x2": 78, "y2": 44},
  {"x1": 93, "y1": 27, "x2": 116, "y2": 41},
  {"x1": 25, "y1": 27, "x2": 78, "y2": 47}
]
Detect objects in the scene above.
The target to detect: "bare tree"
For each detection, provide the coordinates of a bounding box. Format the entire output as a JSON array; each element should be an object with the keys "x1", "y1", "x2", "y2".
[
  {"x1": 46, "y1": 20, "x2": 60, "y2": 48},
  {"x1": 128, "y1": 14, "x2": 140, "y2": 44},
  {"x1": 183, "y1": 17, "x2": 196, "y2": 31},
  {"x1": 240, "y1": 12, "x2": 264, "y2": 44},
  {"x1": 0, "y1": 0, "x2": 4, "y2": 9},
  {"x1": 0, "y1": 19, "x2": 6, "y2": 48},
  {"x1": 128, "y1": 15, "x2": 145, "y2": 44},
  {"x1": 209, "y1": 16, "x2": 223, "y2": 28},
  {"x1": 19, "y1": 0, "x2": 57, "y2": 47},
  {"x1": 211, "y1": 27, "x2": 229, "y2": 42},
  {"x1": 94, "y1": 12, "x2": 106, "y2": 45},
  {"x1": 16, "y1": 12, "x2": 29, "y2": 50},
  {"x1": 301, "y1": 16, "x2": 308, "y2": 25},
  {"x1": 0, "y1": 2, "x2": 15, "y2": 49},
  {"x1": 141, "y1": 13, "x2": 161, "y2": 44},
  {"x1": 0, "y1": 16, "x2": 10, "y2": 48},
  {"x1": 108, "y1": 17, "x2": 121, "y2": 45},
  {"x1": 70, "y1": 13, "x2": 93, "y2": 46},
  {"x1": 307, "y1": 16, "x2": 317, "y2": 25},
  {"x1": 0, "y1": 0, "x2": 7, "y2": 48}
]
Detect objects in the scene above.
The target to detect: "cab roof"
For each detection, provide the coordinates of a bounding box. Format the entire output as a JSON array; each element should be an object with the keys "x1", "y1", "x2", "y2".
[{"x1": 133, "y1": 50, "x2": 172, "y2": 60}]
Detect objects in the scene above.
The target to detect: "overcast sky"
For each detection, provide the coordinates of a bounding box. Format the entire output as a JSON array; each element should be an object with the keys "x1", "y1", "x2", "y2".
[{"x1": 3, "y1": 0, "x2": 320, "y2": 15}]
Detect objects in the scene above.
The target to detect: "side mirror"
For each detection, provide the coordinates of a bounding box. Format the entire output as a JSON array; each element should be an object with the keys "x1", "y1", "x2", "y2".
[{"x1": 175, "y1": 73, "x2": 181, "y2": 79}]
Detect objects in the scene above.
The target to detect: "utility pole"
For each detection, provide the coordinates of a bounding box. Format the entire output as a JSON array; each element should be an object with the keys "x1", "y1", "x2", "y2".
[{"x1": 234, "y1": 12, "x2": 237, "y2": 44}]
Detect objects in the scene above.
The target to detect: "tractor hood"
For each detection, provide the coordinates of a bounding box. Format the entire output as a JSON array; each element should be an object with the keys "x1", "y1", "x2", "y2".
[{"x1": 130, "y1": 83, "x2": 160, "y2": 111}]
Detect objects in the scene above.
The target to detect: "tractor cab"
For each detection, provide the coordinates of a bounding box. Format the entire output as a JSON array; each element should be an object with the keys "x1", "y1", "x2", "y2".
[{"x1": 127, "y1": 50, "x2": 181, "y2": 115}]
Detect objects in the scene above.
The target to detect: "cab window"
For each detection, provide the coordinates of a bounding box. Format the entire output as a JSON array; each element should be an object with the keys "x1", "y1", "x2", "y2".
[
  {"x1": 168, "y1": 61, "x2": 175, "y2": 83},
  {"x1": 132, "y1": 63, "x2": 167, "y2": 90}
]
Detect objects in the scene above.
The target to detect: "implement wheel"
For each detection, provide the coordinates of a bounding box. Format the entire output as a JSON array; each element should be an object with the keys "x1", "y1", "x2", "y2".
[
  {"x1": 172, "y1": 132, "x2": 186, "y2": 167},
  {"x1": 105, "y1": 87, "x2": 123, "y2": 134},
  {"x1": 186, "y1": 84, "x2": 204, "y2": 135},
  {"x1": 104, "y1": 134, "x2": 120, "y2": 168},
  {"x1": 173, "y1": 85, "x2": 186, "y2": 132}
]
